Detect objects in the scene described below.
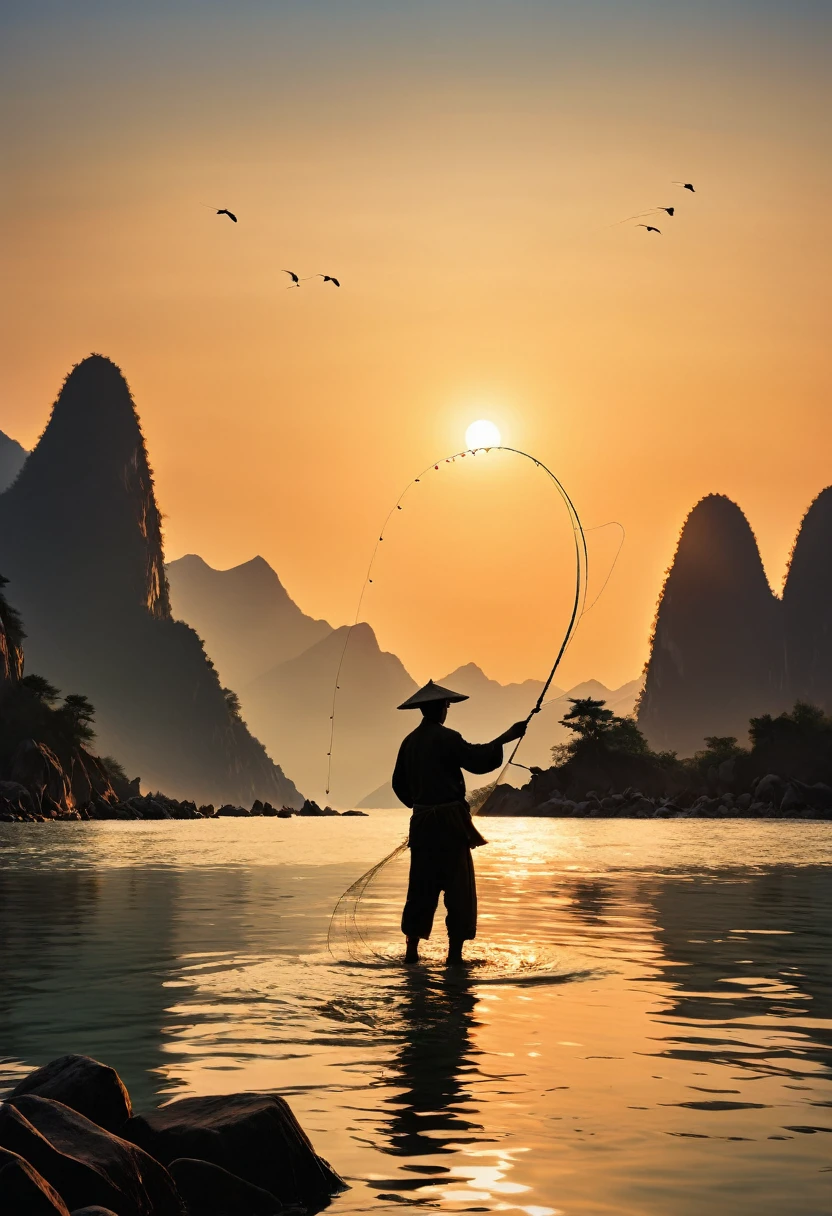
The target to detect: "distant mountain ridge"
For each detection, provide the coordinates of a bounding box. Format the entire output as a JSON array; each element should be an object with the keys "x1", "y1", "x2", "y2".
[
  {"x1": 356, "y1": 675, "x2": 643, "y2": 808},
  {"x1": 0, "y1": 355, "x2": 301, "y2": 805},
  {"x1": 166, "y1": 551, "x2": 642, "y2": 805},
  {"x1": 167, "y1": 553, "x2": 332, "y2": 687},
  {"x1": 0, "y1": 429, "x2": 27, "y2": 492},
  {"x1": 243, "y1": 621, "x2": 418, "y2": 807}
]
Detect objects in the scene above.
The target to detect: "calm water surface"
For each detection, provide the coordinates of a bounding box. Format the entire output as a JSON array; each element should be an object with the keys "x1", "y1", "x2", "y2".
[{"x1": 1, "y1": 814, "x2": 831, "y2": 1216}]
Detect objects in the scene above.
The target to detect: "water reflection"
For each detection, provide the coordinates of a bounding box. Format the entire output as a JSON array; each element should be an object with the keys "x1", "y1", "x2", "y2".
[
  {"x1": 385, "y1": 972, "x2": 479, "y2": 1159},
  {"x1": 0, "y1": 819, "x2": 831, "y2": 1216},
  {"x1": 647, "y1": 868, "x2": 832, "y2": 1074}
]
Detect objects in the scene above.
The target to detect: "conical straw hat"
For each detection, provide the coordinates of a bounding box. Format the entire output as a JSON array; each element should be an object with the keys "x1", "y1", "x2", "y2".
[{"x1": 397, "y1": 679, "x2": 469, "y2": 710}]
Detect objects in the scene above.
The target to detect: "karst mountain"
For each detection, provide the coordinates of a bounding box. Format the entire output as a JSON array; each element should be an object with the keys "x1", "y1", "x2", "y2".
[
  {"x1": 639, "y1": 489, "x2": 832, "y2": 755},
  {"x1": 0, "y1": 355, "x2": 300, "y2": 805}
]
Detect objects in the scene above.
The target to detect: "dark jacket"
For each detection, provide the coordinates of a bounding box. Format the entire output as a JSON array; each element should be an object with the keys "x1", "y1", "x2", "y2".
[{"x1": 392, "y1": 719, "x2": 503, "y2": 808}]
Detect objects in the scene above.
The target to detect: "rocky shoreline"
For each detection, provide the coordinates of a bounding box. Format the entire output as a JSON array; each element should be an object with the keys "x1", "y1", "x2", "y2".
[
  {"x1": 480, "y1": 773, "x2": 832, "y2": 820},
  {"x1": 0, "y1": 1053, "x2": 345, "y2": 1214},
  {"x1": 0, "y1": 790, "x2": 367, "y2": 824}
]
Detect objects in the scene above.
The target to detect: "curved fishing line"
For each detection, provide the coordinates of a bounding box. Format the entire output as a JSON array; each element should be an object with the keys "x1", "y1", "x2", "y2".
[
  {"x1": 581, "y1": 521, "x2": 625, "y2": 615},
  {"x1": 494, "y1": 521, "x2": 625, "y2": 775},
  {"x1": 476, "y1": 448, "x2": 588, "y2": 798},
  {"x1": 325, "y1": 445, "x2": 588, "y2": 798},
  {"x1": 324, "y1": 449, "x2": 480, "y2": 796},
  {"x1": 326, "y1": 446, "x2": 589, "y2": 962}
]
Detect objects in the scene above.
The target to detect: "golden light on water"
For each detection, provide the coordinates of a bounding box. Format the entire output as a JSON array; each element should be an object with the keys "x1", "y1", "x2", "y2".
[{"x1": 466, "y1": 419, "x2": 502, "y2": 450}]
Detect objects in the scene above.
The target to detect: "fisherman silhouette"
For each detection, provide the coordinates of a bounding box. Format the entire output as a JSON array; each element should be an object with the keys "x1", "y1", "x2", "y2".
[{"x1": 392, "y1": 680, "x2": 527, "y2": 966}]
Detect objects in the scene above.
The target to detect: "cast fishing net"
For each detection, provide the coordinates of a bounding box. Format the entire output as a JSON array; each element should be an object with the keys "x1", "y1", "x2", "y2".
[{"x1": 326, "y1": 445, "x2": 622, "y2": 967}]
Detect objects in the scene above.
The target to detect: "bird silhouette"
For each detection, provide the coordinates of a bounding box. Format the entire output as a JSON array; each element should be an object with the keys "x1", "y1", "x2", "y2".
[
  {"x1": 637, "y1": 225, "x2": 661, "y2": 233},
  {"x1": 613, "y1": 206, "x2": 673, "y2": 226},
  {"x1": 283, "y1": 270, "x2": 300, "y2": 288},
  {"x1": 216, "y1": 209, "x2": 237, "y2": 222},
  {"x1": 317, "y1": 274, "x2": 341, "y2": 287},
  {"x1": 672, "y1": 182, "x2": 695, "y2": 192}
]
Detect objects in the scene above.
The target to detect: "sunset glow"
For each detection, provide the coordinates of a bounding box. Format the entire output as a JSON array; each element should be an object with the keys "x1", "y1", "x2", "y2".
[{"x1": 465, "y1": 420, "x2": 502, "y2": 451}]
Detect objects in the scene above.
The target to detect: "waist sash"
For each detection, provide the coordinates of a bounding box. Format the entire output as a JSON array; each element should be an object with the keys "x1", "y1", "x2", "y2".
[{"x1": 409, "y1": 800, "x2": 488, "y2": 849}]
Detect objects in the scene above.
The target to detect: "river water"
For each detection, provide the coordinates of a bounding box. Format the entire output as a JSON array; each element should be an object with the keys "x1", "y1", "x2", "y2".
[{"x1": 1, "y1": 814, "x2": 830, "y2": 1216}]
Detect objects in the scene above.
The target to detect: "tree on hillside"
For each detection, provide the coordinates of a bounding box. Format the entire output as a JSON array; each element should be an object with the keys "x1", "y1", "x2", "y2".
[{"x1": 557, "y1": 697, "x2": 650, "y2": 760}]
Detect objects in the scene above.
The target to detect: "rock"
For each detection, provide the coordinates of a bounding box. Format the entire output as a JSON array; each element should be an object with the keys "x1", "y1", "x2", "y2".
[
  {"x1": 276, "y1": 808, "x2": 293, "y2": 818},
  {"x1": 168, "y1": 1157, "x2": 281, "y2": 1214},
  {"x1": 251, "y1": 800, "x2": 265, "y2": 815},
  {"x1": 216, "y1": 805, "x2": 249, "y2": 817},
  {"x1": 478, "y1": 786, "x2": 535, "y2": 816},
  {"x1": 297, "y1": 800, "x2": 324, "y2": 816},
  {"x1": 140, "y1": 800, "x2": 172, "y2": 820},
  {"x1": 736, "y1": 792, "x2": 752, "y2": 810},
  {"x1": 10, "y1": 1056, "x2": 132, "y2": 1133},
  {"x1": 780, "y1": 783, "x2": 805, "y2": 814},
  {"x1": 69, "y1": 751, "x2": 119, "y2": 809},
  {"x1": 169, "y1": 803, "x2": 200, "y2": 820},
  {"x1": 7, "y1": 1096, "x2": 183, "y2": 1216},
  {"x1": 0, "y1": 1146, "x2": 71, "y2": 1215},
  {"x1": 0, "y1": 1102, "x2": 132, "y2": 1213},
  {"x1": 531, "y1": 798, "x2": 565, "y2": 817},
  {"x1": 791, "y1": 779, "x2": 832, "y2": 810},
  {"x1": 754, "y1": 774, "x2": 784, "y2": 804},
  {"x1": 198, "y1": 805, "x2": 215, "y2": 817},
  {"x1": 125, "y1": 1093, "x2": 345, "y2": 1204},
  {"x1": 341, "y1": 809, "x2": 368, "y2": 817},
  {"x1": 628, "y1": 797, "x2": 655, "y2": 815},
  {"x1": 0, "y1": 780, "x2": 35, "y2": 812},
  {"x1": 11, "y1": 740, "x2": 73, "y2": 815}
]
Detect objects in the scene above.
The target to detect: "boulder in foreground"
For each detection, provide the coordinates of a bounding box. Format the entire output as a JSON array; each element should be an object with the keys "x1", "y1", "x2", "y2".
[
  {"x1": 0, "y1": 1102, "x2": 128, "y2": 1214},
  {"x1": 126, "y1": 1093, "x2": 345, "y2": 1204},
  {"x1": 169, "y1": 1156, "x2": 282, "y2": 1214},
  {"x1": 9, "y1": 1055, "x2": 131, "y2": 1133},
  {"x1": 7, "y1": 1095, "x2": 183, "y2": 1216},
  {"x1": 0, "y1": 1145, "x2": 71, "y2": 1215}
]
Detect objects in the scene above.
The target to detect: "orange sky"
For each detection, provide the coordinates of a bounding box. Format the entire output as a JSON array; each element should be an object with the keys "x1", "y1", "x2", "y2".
[{"x1": 2, "y1": 2, "x2": 831, "y2": 687}]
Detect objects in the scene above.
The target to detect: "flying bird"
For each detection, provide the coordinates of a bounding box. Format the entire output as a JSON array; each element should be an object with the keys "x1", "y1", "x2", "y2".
[
  {"x1": 637, "y1": 225, "x2": 661, "y2": 234},
  {"x1": 283, "y1": 270, "x2": 300, "y2": 287},
  {"x1": 216, "y1": 208, "x2": 237, "y2": 222},
  {"x1": 317, "y1": 274, "x2": 341, "y2": 286},
  {"x1": 613, "y1": 206, "x2": 674, "y2": 226},
  {"x1": 672, "y1": 182, "x2": 696, "y2": 192}
]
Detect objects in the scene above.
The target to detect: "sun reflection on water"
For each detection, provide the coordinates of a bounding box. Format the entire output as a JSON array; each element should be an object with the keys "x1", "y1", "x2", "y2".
[{"x1": 0, "y1": 817, "x2": 831, "y2": 1216}]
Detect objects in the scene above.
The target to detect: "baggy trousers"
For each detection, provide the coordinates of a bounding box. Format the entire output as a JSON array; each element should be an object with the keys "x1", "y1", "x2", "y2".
[{"x1": 400, "y1": 802, "x2": 485, "y2": 942}]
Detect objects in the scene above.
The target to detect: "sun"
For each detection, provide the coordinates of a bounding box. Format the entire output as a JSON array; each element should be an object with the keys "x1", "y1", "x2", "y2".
[{"x1": 465, "y1": 419, "x2": 502, "y2": 450}]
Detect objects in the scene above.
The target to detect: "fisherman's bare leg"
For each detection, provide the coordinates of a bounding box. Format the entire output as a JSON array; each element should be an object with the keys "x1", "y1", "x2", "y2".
[
  {"x1": 444, "y1": 848, "x2": 477, "y2": 965},
  {"x1": 446, "y1": 935, "x2": 465, "y2": 965},
  {"x1": 401, "y1": 846, "x2": 441, "y2": 961}
]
